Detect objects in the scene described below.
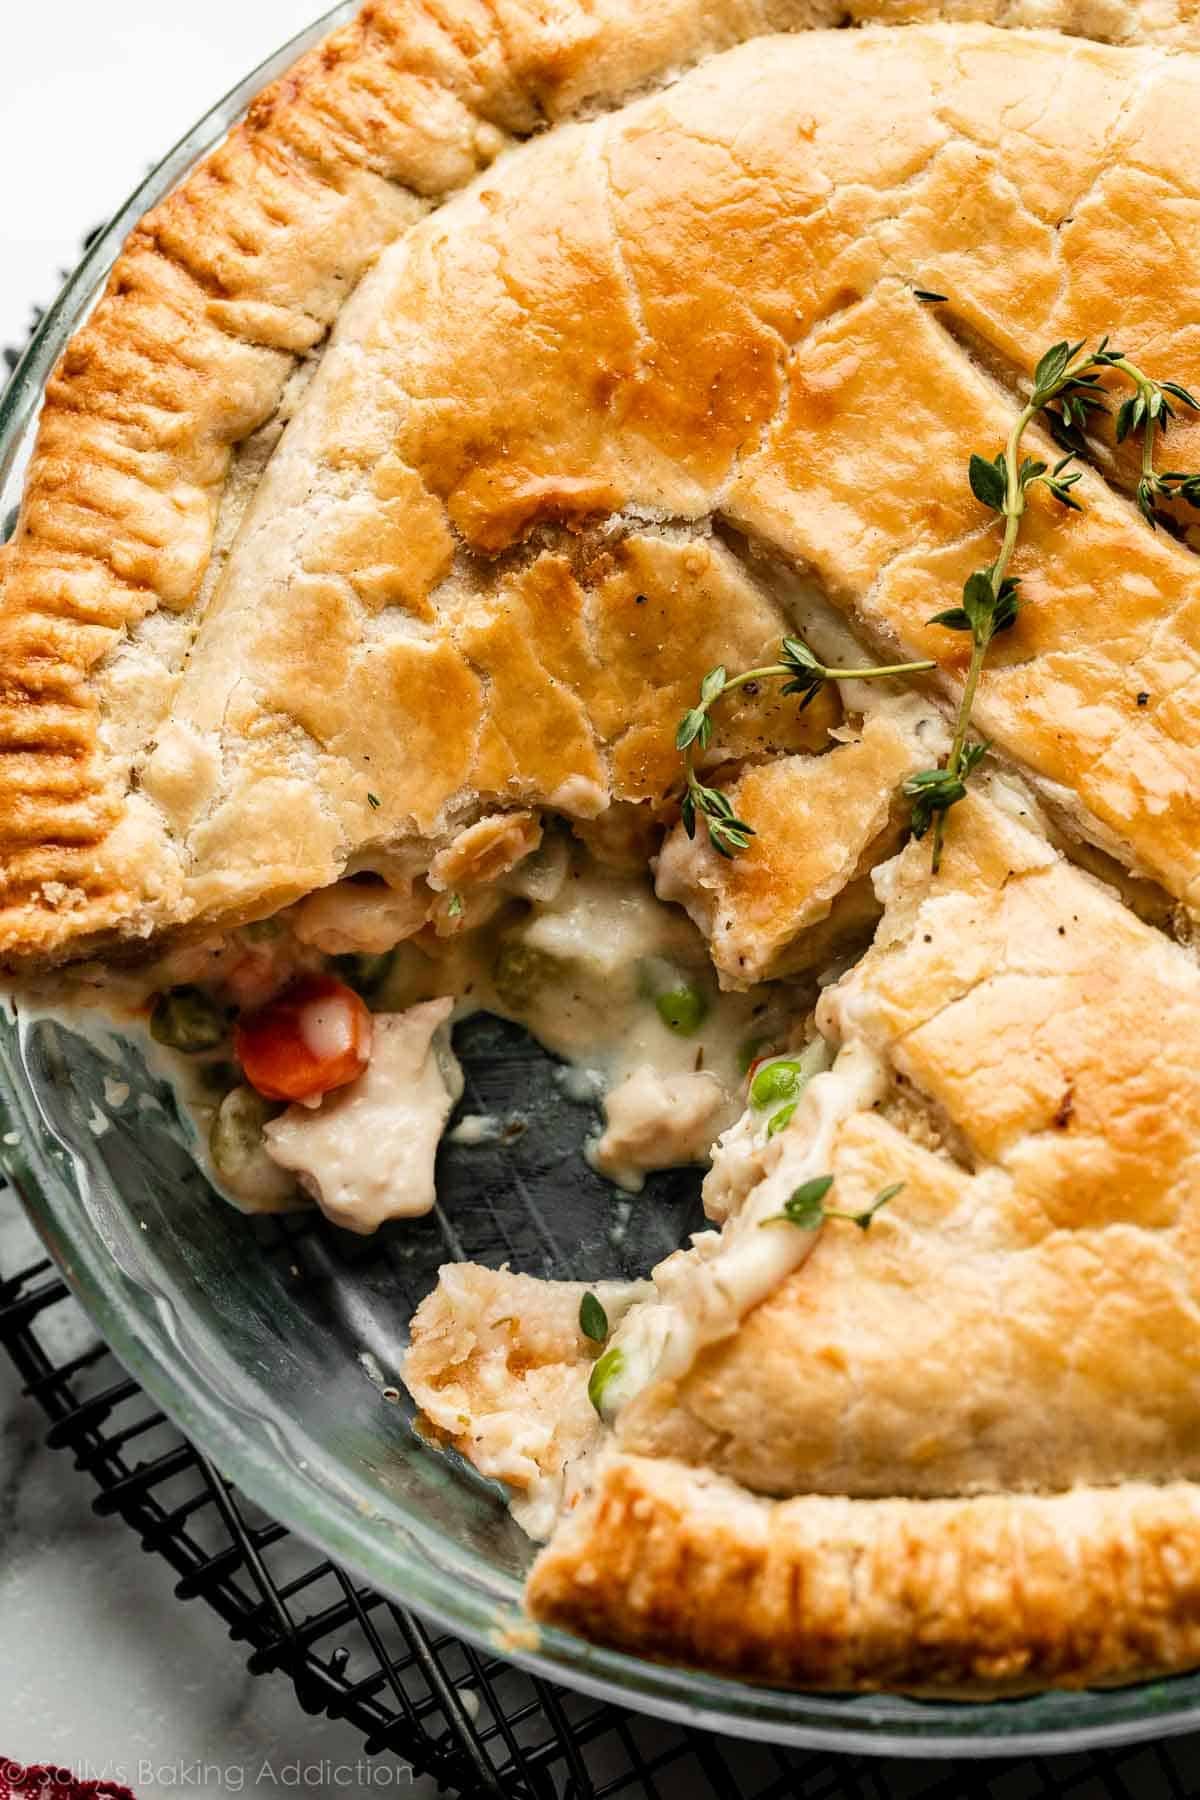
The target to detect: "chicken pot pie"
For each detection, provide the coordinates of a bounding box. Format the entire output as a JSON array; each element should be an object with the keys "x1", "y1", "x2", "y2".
[{"x1": 8, "y1": 0, "x2": 1200, "y2": 1697}]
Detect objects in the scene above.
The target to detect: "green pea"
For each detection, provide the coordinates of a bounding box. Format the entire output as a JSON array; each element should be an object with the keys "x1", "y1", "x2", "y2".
[
  {"x1": 211, "y1": 1084, "x2": 274, "y2": 1167},
  {"x1": 738, "y1": 1034, "x2": 769, "y2": 1075},
  {"x1": 210, "y1": 1085, "x2": 293, "y2": 1207},
  {"x1": 492, "y1": 940, "x2": 559, "y2": 1013},
  {"x1": 587, "y1": 1345, "x2": 626, "y2": 1418},
  {"x1": 150, "y1": 986, "x2": 227, "y2": 1054},
  {"x1": 749, "y1": 1058, "x2": 802, "y2": 1110},
  {"x1": 654, "y1": 982, "x2": 709, "y2": 1036},
  {"x1": 766, "y1": 1102, "x2": 796, "y2": 1137},
  {"x1": 332, "y1": 950, "x2": 395, "y2": 1000}
]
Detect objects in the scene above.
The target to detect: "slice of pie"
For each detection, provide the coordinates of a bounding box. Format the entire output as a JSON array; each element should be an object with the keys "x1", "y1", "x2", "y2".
[{"x1": 7, "y1": 0, "x2": 1200, "y2": 1696}]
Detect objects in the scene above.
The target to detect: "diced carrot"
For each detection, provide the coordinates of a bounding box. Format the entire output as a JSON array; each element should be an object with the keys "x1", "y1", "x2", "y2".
[{"x1": 235, "y1": 974, "x2": 372, "y2": 1103}]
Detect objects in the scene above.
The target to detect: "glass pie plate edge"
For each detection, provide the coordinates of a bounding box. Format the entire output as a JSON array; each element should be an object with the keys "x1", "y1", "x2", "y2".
[{"x1": 3, "y1": 8, "x2": 1200, "y2": 1757}]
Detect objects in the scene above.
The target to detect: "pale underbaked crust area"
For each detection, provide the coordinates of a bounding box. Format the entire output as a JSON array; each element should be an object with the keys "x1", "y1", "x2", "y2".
[{"x1": 10, "y1": 0, "x2": 1200, "y2": 1701}]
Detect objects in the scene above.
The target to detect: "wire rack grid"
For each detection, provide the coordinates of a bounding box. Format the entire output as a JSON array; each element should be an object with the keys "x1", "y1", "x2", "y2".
[{"x1": 0, "y1": 1206, "x2": 885, "y2": 1800}]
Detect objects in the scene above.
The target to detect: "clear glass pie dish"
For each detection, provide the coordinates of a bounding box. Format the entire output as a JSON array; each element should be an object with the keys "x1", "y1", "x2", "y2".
[{"x1": 5, "y1": 8, "x2": 1200, "y2": 1756}]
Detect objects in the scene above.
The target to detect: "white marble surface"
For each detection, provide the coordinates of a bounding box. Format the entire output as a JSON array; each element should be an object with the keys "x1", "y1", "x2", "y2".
[{"x1": 0, "y1": 1189, "x2": 439, "y2": 1797}]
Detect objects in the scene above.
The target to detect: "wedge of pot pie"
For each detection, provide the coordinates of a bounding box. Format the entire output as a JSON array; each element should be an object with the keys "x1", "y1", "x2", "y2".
[{"x1": 8, "y1": 0, "x2": 1200, "y2": 1698}]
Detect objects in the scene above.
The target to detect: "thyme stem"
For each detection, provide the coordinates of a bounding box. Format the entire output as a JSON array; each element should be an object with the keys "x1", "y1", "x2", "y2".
[
  {"x1": 928, "y1": 399, "x2": 1031, "y2": 870},
  {"x1": 911, "y1": 332, "x2": 1200, "y2": 868},
  {"x1": 676, "y1": 640, "x2": 935, "y2": 858}
]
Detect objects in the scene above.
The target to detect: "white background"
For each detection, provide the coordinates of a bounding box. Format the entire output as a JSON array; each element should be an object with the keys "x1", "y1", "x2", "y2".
[{"x1": 0, "y1": 0, "x2": 324, "y2": 355}]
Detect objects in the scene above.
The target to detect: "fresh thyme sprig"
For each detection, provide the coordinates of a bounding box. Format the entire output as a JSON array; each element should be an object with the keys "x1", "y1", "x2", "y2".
[
  {"x1": 909, "y1": 335, "x2": 1200, "y2": 870},
  {"x1": 1054, "y1": 339, "x2": 1200, "y2": 528},
  {"x1": 759, "y1": 1174, "x2": 904, "y2": 1232},
  {"x1": 676, "y1": 638, "x2": 935, "y2": 858}
]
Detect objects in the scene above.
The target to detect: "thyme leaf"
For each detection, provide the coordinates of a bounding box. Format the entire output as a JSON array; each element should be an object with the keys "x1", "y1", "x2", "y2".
[
  {"x1": 968, "y1": 451, "x2": 1007, "y2": 511},
  {"x1": 579, "y1": 1291, "x2": 609, "y2": 1343},
  {"x1": 676, "y1": 637, "x2": 934, "y2": 858},
  {"x1": 917, "y1": 327, "x2": 1200, "y2": 869},
  {"x1": 760, "y1": 1175, "x2": 904, "y2": 1233}
]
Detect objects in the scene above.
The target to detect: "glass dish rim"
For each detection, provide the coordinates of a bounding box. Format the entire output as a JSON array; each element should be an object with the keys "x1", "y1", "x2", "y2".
[{"x1": 4, "y1": 5, "x2": 1200, "y2": 1757}]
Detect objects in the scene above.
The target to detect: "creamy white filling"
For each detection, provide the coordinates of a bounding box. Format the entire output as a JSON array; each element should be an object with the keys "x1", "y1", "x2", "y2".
[
  {"x1": 595, "y1": 1037, "x2": 888, "y2": 1416},
  {"x1": 263, "y1": 1000, "x2": 463, "y2": 1233}
]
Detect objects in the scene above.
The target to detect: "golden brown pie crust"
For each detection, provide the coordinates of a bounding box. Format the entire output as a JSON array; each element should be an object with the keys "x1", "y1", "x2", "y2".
[
  {"x1": 529, "y1": 1454, "x2": 1200, "y2": 1695},
  {"x1": 622, "y1": 794, "x2": 1200, "y2": 1501},
  {"x1": 0, "y1": 0, "x2": 848, "y2": 961},
  {"x1": 5, "y1": 0, "x2": 1200, "y2": 964},
  {"x1": 405, "y1": 787, "x2": 1200, "y2": 1691}
]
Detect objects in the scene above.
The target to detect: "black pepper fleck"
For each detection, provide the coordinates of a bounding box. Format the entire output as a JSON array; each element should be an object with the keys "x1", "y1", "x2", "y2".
[{"x1": 1137, "y1": 691, "x2": 1150, "y2": 707}]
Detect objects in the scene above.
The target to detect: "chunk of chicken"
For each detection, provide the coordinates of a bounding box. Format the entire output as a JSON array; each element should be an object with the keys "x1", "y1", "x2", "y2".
[
  {"x1": 589, "y1": 1066, "x2": 729, "y2": 1192},
  {"x1": 291, "y1": 878, "x2": 430, "y2": 955},
  {"x1": 263, "y1": 999, "x2": 462, "y2": 1232}
]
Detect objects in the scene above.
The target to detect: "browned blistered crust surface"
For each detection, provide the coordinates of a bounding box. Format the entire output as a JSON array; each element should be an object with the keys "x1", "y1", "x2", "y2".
[
  {"x1": 0, "y1": 0, "x2": 860, "y2": 960},
  {"x1": 528, "y1": 1454, "x2": 1200, "y2": 1695}
]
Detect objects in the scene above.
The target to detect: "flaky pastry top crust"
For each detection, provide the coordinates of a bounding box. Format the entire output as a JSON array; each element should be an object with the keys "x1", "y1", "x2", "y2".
[
  {"x1": 7, "y1": 0, "x2": 1200, "y2": 960},
  {"x1": 14, "y1": 0, "x2": 1200, "y2": 1697},
  {"x1": 528, "y1": 1453, "x2": 1200, "y2": 1694},
  {"x1": 621, "y1": 792, "x2": 1200, "y2": 1497}
]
